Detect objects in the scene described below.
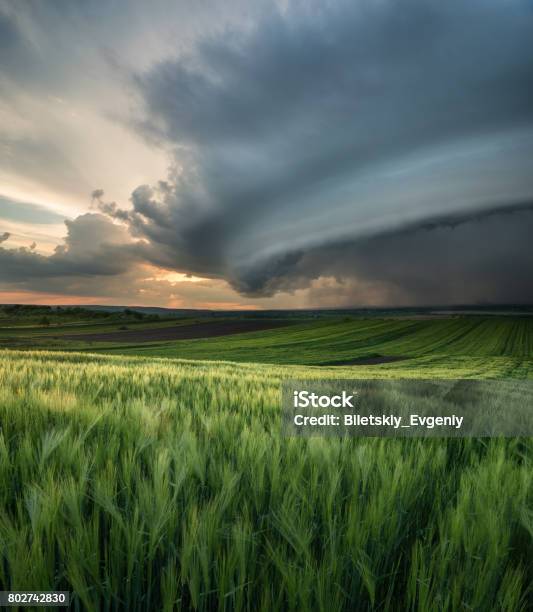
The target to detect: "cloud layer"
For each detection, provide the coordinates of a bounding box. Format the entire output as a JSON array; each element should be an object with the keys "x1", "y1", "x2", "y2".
[
  {"x1": 1, "y1": 0, "x2": 533, "y2": 306},
  {"x1": 128, "y1": 0, "x2": 533, "y2": 302}
]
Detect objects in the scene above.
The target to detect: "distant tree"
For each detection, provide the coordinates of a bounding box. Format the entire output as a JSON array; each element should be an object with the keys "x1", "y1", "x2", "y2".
[
  {"x1": 40, "y1": 316, "x2": 50, "y2": 326},
  {"x1": 123, "y1": 308, "x2": 145, "y2": 320}
]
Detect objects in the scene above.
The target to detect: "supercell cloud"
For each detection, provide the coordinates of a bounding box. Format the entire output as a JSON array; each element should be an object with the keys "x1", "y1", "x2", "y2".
[{"x1": 1, "y1": 0, "x2": 533, "y2": 305}]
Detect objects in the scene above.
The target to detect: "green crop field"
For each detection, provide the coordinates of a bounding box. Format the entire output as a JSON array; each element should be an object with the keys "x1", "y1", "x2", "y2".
[
  {"x1": 102, "y1": 316, "x2": 533, "y2": 367},
  {"x1": 0, "y1": 314, "x2": 532, "y2": 610}
]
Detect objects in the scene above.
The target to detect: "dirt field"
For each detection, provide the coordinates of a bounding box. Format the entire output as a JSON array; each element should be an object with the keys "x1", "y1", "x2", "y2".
[{"x1": 62, "y1": 319, "x2": 296, "y2": 343}]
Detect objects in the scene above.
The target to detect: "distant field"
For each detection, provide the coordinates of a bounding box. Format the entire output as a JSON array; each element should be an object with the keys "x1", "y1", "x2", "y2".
[
  {"x1": 2, "y1": 315, "x2": 533, "y2": 371},
  {"x1": 112, "y1": 316, "x2": 532, "y2": 366},
  {"x1": 61, "y1": 318, "x2": 297, "y2": 343}
]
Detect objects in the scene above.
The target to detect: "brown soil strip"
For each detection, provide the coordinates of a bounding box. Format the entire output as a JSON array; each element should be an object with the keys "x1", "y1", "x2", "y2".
[{"x1": 62, "y1": 319, "x2": 296, "y2": 343}]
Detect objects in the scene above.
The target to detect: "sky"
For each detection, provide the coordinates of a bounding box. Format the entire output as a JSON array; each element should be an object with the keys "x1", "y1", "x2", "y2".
[{"x1": 0, "y1": 0, "x2": 532, "y2": 309}]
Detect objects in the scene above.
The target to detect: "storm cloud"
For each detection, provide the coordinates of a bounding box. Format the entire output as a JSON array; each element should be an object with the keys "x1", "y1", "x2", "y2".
[
  {"x1": 233, "y1": 203, "x2": 533, "y2": 305},
  {"x1": 1, "y1": 0, "x2": 533, "y2": 306},
  {"x1": 122, "y1": 0, "x2": 533, "y2": 302},
  {"x1": 0, "y1": 213, "x2": 139, "y2": 281}
]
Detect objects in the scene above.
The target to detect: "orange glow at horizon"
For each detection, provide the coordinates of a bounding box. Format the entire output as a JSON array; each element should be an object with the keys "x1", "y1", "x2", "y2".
[
  {"x1": 166, "y1": 297, "x2": 261, "y2": 310},
  {"x1": 0, "y1": 291, "x2": 264, "y2": 311},
  {"x1": 0, "y1": 291, "x2": 113, "y2": 306}
]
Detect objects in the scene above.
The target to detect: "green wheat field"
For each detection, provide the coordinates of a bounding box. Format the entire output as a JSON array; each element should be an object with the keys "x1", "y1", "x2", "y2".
[{"x1": 0, "y1": 310, "x2": 532, "y2": 610}]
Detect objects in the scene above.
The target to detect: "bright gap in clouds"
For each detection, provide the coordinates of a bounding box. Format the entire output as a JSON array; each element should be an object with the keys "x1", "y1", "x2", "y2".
[{"x1": 145, "y1": 268, "x2": 209, "y2": 284}]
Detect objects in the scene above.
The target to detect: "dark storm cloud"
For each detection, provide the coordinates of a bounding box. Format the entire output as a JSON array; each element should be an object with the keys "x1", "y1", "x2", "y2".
[
  {"x1": 0, "y1": 7, "x2": 49, "y2": 88},
  {"x1": 0, "y1": 9, "x2": 28, "y2": 76},
  {"x1": 232, "y1": 203, "x2": 533, "y2": 305},
  {"x1": 122, "y1": 0, "x2": 533, "y2": 302},
  {"x1": 139, "y1": 0, "x2": 533, "y2": 147}
]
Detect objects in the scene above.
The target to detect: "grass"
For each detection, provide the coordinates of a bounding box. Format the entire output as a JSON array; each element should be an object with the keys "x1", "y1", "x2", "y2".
[
  {"x1": 0, "y1": 346, "x2": 532, "y2": 610},
  {"x1": 0, "y1": 315, "x2": 532, "y2": 609},
  {"x1": 83, "y1": 317, "x2": 533, "y2": 364},
  {"x1": 3, "y1": 315, "x2": 533, "y2": 368}
]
